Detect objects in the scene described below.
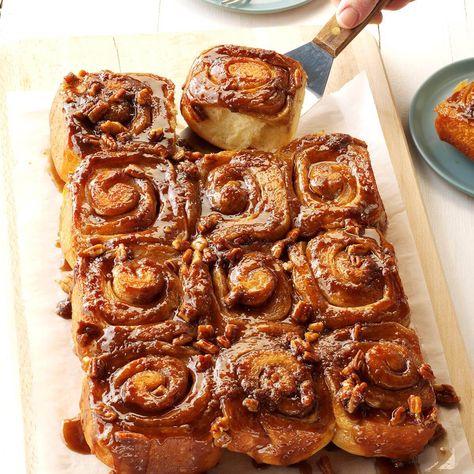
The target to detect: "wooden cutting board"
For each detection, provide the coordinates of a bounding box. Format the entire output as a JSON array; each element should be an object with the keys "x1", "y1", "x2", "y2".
[{"x1": 0, "y1": 26, "x2": 472, "y2": 459}]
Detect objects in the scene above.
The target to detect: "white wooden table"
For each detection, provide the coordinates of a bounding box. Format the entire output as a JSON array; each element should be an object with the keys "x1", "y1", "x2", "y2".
[{"x1": 0, "y1": 0, "x2": 473, "y2": 471}]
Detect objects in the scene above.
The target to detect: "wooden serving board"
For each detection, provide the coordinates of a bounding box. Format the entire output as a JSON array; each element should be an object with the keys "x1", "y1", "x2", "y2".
[{"x1": 0, "y1": 26, "x2": 472, "y2": 463}]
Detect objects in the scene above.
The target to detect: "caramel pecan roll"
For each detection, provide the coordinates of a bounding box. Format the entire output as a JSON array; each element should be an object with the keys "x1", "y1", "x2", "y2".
[
  {"x1": 80, "y1": 328, "x2": 221, "y2": 474},
  {"x1": 435, "y1": 80, "x2": 474, "y2": 161},
  {"x1": 181, "y1": 45, "x2": 306, "y2": 151},
  {"x1": 196, "y1": 150, "x2": 295, "y2": 245},
  {"x1": 72, "y1": 238, "x2": 185, "y2": 356},
  {"x1": 212, "y1": 325, "x2": 334, "y2": 465},
  {"x1": 318, "y1": 322, "x2": 438, "y2": 460},
  {"x1": 288, "y1": 226, "x2": 409, "y2": 329},
  {"x1": 60, "y1": 151, "x2": 198, "y2": 266},
  {"x1": 212, "y1": 250, "x2": 292, "y2": 326},
  {"x1": 279, "y1": 134, "x2": 387, "y2": 237},
  {"x1": 50, "y1": 70, "x2": 177, "y2": 181}
]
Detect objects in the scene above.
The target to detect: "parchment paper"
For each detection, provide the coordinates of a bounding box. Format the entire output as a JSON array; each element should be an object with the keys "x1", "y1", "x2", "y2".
[{"x1": 6, "y1": 73, "x2": 473, "y2": 473}]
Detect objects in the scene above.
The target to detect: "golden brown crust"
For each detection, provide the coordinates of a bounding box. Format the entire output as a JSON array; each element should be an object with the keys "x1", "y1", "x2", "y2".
[
  {"x1": 52, "y1": 91, "x2": 445, "y2": 470},
  {"x1": 212, "y1": 325, "x2": 335, "y2": 465},
  {"x1": 181, "y1": 45, "x2": 306, "y2": 151},
  {"x1": 435, "y1": 81, "x2": 474, "y2": 161},
  {"x1": 288, "y1": 226, "x2": 409, "y2": 329},
  {"x1": 60, "y1": 151, "x2": 199, "y2": 266},
  {"x1": 280, "y1": 133, "x2": 387, "y2": 237},
  {"x1": 196, "y1": 150, "x2": 296, "y2": 245},
  {"x1": 80, "y1": 327, "x2": 222, "y2": 474},
  {"x1": 318, "y1": 322, "x2": 438, "y2": 460},
  {"x1": 50, "y1": 70, "x2": 176, "y2": 181}
]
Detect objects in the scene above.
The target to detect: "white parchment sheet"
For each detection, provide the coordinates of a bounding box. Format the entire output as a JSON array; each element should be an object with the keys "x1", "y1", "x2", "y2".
[{"x1": 6, "y1": 73, "x2": 473, "y2": 473}]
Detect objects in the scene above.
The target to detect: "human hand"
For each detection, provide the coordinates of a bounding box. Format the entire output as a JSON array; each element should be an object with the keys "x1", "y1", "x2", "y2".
[{"x1": 331, "y1": 0, "x2": 413, "y2": 29}]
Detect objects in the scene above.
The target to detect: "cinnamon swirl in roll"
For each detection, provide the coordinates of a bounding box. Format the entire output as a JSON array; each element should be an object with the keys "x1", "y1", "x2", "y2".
[
  {"x1": 212, "y1": 324, "x2": 335, "y2": 465},
  {"x1": 50, "y1": 70, "x2": 176, "y2": 181},
  {"x1": 181, "y1": 45, "x2": 306, "y2": 151},
  {"x1": 196, "y1": 149, "x2": 296, "y2": 245},
  {"x1": 71, "y1": 237, "x2": 185, "y2": 357},
  {"x1": 212, "y1": 249, "x2": 293, "y2": 327},
  {"x1": 318, "y1": 322, "x2": 438, "y2": 460},
  {"x1": 288, "y1": 225, "x2": 409, "y2": 329},
  {"x1": 280, "y1": 133, "x2": 387, "y2": 237},
  {"x1": 80, "y1": 326, "x2": 222, "y2": 474},
  {"x1": 60, "y1": 151, "x2": 198, "y2": 266}
]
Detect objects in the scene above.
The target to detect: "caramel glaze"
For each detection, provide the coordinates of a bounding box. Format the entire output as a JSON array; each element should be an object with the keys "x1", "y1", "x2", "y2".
[
  {"x1": 279, "y1": 133, "x2": 387, "y2": 238},
  {"x1": 63, "y1": 416, "x2": 91, "y2": 455},
  {"x1": 375, "y1": 458, "x2": 420, "y2": 474},
  {"x1": 62, "y1": 70, "x2": 176, "y2": 158},
  {"x1": 81, "y1": 328, "x2": 222, "y2": 474},
  {"x1": 318, "y1": 323, "x2": 438, "y2": 460},
  {"x1": 196, "y1": 149, "x2": 298, "y2": 245},
  {"x1": 435, "y1": 80, "x2": 474, "y2": 123},
  {"x1": 211, "y1": 323, "x2": 335, "y2": 466},
  {"x1": 61, "y1": 128, "x2": 449, "y2": 472},
  {"x1": 181, "y1": 44, "x2": 305, "y2": 122},
  {"x1": 288, "y1": 225, "x2": 410, "y2": 330},
  {"x1": 67, "y1": 152, "x2": 199, "y2": 254}
]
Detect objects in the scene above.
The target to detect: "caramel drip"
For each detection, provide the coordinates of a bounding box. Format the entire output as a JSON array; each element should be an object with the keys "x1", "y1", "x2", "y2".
[{"x1": 62, "y1": 417, "x2": 91, "y2": 455}]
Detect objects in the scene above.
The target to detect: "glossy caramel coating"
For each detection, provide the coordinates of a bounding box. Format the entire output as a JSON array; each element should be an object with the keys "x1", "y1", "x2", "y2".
[
  {"x1": 80, "y1": 327, "x2": 221, "y2": 474},
  {"x1": 72, "y1": 237, "x2": 185, "y2": 357},
  {"x1": 318, "y1": 322, "x2": 438, "y2": 460},
  {"x1": 288, "y1": 226, "x2": 409, "y2": 329},
  {"x1": 212, "y1": 250, "x2": 293, "y2": 326},
  {"x1": 60, "y1": 151, "x2": 198, "y2": 266},
  {"x1": 50, "y1": 70, "x2": 176, "y2": 181},
  {"x1": 196, "y1": 150, "x2": 296, "y2": 244},
  {"x1": 181, "y1": 45, "x2": 306, "y2": 151},
  {"x1": 182, "y1": 45, "x2": 304, "y2": 121},
  {"x1": 212, "y1": 324, "x2": 335, "y2": 465},
  {"x1": 280, "y1": 133, "x2": 387, "y2": 237},
  {"x1": 435, "y1": 80, "x2": 474, "y2": 161}
]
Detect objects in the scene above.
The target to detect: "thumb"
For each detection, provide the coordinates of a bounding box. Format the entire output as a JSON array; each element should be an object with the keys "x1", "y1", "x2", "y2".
[{"x1": 336, "y1": 0, "x2": 382, "y2": 29}]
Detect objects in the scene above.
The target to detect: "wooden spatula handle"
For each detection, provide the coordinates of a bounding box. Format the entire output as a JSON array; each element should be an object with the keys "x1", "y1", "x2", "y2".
[{"x1": 314, "y1": 0, "x2": 392, "y2": 57}]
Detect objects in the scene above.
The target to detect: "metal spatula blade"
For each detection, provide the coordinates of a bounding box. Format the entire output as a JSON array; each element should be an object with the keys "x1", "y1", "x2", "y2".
[
  {"x1": 286, "y1": 42, "x2": 333, "y2": 99},
  {"x1": 286, "y1": 0, "x2": 391, "y2": 101}
]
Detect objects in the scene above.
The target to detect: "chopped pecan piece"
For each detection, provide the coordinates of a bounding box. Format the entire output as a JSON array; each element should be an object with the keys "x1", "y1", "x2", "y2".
[
  {"x1": 408, "y1": 394, "x2": 422, "y2": 421},
  {"x1": 197, "y1": 324, "x2": 214, "y2": 340},
  {"x1": 216, "y1": 335, "x2": 232, "y2": 349},
  {"x1": 56, "y1": 298, "x2": 72, "y2": 319},
  {"x1": 434, "y1": 384, "x2": 460, "y2": 405},
  {"x1": 291, "y1": 301, "x2": 313, "y2": 324},
  {"x1": 418, "y1": 363, "x2": 435, "y2": 381},
  {"x1": 100, "y1": 120, "x2": 128, "y2": 136},
  {"x1": 196, "y1": 354, "x2": 213, "y2": 372},
  {"x1": 341, "y1": 349, "x2": 365, "y2": 377},
  {"x1": 390, "y1": 406, "x2": 407, "y2": 426},
  {"x1": 79, "y1": 244, "x2": 107, "y2": 258},
  {"x1": 317, "y1": 455, "x2": 335, "y2": 474},
  {"x1": 194, "y1": 339, "x2": 220, "y2": 355},
  {"x1": 242, "y1": 397, "x2": 260, "y2": 413}
]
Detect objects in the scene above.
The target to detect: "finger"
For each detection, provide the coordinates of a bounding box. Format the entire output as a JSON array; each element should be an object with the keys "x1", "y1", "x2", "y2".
[
  {"x1": 336, "y1": 0, "x2": 379, "y2": 29},
  {"x1": 335, "y1": 0, "x2": 411, "y2": 28}
]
